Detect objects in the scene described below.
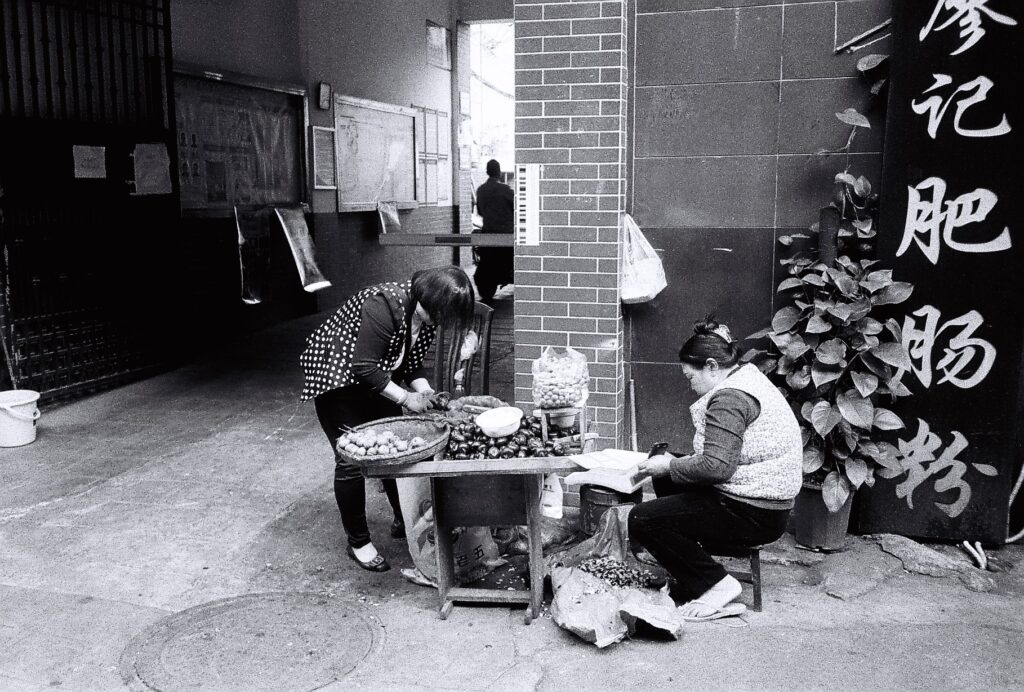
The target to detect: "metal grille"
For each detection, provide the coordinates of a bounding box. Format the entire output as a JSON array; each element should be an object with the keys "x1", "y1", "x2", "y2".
[
  {"x1": 0, "y1": 0, "x2": 175, "y2": 400},
  {"x1": 0, "y1": 0, "x2": 170, "y2": 126}
]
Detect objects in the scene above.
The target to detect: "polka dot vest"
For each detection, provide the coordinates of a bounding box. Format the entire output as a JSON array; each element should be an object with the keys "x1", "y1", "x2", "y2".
[{"x1": 299, "y1": 281, "x2": 436, "y2": 401}]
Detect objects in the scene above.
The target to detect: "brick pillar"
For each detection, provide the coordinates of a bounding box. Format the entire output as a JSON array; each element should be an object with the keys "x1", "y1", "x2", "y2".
[{"x1": 513, "y1": 0, "x2": 628, "y2": 449}]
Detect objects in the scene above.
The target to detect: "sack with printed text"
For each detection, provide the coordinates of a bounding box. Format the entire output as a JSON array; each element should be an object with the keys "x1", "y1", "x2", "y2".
[{"x1": 620, "y1": 213, "x2": 667, "y2": 304}]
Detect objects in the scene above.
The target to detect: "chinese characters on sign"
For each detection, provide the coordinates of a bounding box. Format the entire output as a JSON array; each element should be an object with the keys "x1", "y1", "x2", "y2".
[
  {"x1": 919, "y1": 1, "x2": 1017, "y2": 56},
  {"x1": 871, "y1": 0, "x2": 1020, "y2": 539},
  {"x1": 885, "y1": 418, "x2": 998, "y2": 518}
]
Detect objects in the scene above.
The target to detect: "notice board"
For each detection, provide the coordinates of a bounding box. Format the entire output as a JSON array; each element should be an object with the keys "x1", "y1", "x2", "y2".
[
  {"x1": 174, "y1": 71, "x2": 305, "y2": 214},
  {"x1": 861, "y1": 1, "x2": 1022, "y2": 542},
  {"x1": 334, "y1": 95, "x2": 418, "y2": 211}
]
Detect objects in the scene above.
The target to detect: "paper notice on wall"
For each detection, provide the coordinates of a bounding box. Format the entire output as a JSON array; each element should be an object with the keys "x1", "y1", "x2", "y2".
[
  {"x1": 132, "y1": 143, "x2": 172, "y2": 195},
  {"x1": 73, "y1": 145, "x2": 106, "y2": 179}
]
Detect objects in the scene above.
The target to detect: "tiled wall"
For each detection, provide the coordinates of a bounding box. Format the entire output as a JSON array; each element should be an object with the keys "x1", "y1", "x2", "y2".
[
  {"x1": 628, "y1": 0, "x2": 891, "y2": 452},
  {"x1": 514, "y1": 0, "x2": 629, "y2": 448}
]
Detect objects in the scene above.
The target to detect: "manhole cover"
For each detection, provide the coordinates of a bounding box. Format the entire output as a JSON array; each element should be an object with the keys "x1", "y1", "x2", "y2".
[{"x1": 120, "y1": 592, "x2": 377, "y2": 691}]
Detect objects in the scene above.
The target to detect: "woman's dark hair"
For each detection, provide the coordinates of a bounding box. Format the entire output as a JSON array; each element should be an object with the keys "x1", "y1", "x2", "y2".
[
  {"x1": 678, "y1": 316, "x2": 740, "y2": 368},
  {"x1": 410, "y1": 266, "x2": 475, "y2": 337}
]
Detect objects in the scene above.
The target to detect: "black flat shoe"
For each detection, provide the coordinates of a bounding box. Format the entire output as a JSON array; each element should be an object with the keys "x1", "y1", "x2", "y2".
[
  {"x1": 390, "y1": 519, "x2": 406, "y2": 539},
  {"x1": 346, "y1": 545, "x2": 390, "y2": 572}
]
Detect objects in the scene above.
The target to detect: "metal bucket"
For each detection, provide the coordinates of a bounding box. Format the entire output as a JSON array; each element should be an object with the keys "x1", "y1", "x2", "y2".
[
  {"x1": 579, "y1": 484, "x2": 643, "y2": 536},
  {"x1": 0, "y1": 390, "x2": 41, "y2": 447}
]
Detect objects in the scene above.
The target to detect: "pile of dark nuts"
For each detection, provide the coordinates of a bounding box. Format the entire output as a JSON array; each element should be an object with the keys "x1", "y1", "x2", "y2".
[
  {"x1": 446, "y1": 415, "x2": 579, "y2": 460},
  {"x1": 577, "y1": 556, "x2": 660, "y2": 589}
]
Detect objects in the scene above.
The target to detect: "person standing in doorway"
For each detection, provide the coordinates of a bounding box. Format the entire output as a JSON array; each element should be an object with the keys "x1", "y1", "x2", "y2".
[{"x1": 472, "y1": 159, "x2": 515, "y2": 305}]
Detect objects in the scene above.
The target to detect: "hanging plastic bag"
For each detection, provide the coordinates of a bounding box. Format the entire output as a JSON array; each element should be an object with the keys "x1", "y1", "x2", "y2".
[
  {"x1": 532, "y1": 346, "x2": 590, "y2": 409},
  {"x1": 620, "y1": 213, "x2": 667, "y2": 304}
]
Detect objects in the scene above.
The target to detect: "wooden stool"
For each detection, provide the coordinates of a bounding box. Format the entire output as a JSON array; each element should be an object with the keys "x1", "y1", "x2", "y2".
[{"x1": 707, "y1": 545, "x2": 763, "y2": 612}]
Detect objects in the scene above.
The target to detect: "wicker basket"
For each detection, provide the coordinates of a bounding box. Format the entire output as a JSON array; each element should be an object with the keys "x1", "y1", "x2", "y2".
[{"x1": 336, "y1": 415, "x2": 450, "y2": 469}]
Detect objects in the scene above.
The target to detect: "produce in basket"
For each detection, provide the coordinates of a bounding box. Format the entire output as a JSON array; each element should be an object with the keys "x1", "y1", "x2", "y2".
[{"x1": 338, "y1": 428, "x2": 427, "y2": 457}]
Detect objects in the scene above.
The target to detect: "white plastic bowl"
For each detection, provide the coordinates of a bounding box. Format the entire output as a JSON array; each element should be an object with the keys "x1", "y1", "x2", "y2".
[{"x1": 475, "y1": 406, "x2": 524, "y2": 438}]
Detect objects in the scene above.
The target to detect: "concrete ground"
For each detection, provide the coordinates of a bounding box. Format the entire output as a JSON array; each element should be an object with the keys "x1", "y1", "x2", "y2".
[{"x1": 2, "y1": 308, "x2": 1023, "y2": 692}]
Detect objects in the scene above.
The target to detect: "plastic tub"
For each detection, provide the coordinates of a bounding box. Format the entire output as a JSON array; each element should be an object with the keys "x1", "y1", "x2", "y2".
[{"x1": 0, "y1": 390, "x2": 41, "y2": 447}]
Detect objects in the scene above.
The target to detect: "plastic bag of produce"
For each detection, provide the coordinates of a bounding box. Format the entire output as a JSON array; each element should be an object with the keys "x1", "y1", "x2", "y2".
[
  {"x1": 532, "y1": 346, "x2": 590, "y2": 409},
  {"x1": 620, "y1": 213, "x2": 667, "y2": 304},
  {"x1": 547, "y1": 506, "x2": 680, "y2": 648}
]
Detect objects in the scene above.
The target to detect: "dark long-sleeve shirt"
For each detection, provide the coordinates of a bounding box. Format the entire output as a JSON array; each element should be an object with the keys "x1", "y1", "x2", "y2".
[
  {"x1": 349, "y1": 294, "x2": 429, "y2": 392},
  {"x1": 475, "y1": 177, "x2": 515, "y2": 234},
  {"x1": 669, "y1": 389, "x2": 761, "y2": 485}
]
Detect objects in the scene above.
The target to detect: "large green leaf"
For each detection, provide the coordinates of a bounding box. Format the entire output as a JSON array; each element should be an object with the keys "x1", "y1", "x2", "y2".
[
  {"x1": 822, "y1": 471, "x2": 852, "y2": 513},
  {"x1": 803, "y1": 446, "x2": 824, "y2": 474},
  {"x1": 782, "y1": 335, "x2": 812, "y2": 359},
  {"x1": 806, "y1": 314, "x2": 833, "y2": 334},
  {"x1": 873, "y1": 407, "x2": 905, "y2": 431},
  {"x1": 887, "y1": 378, "x2": 913, "y2": 397},
  {"x1": 811, "y1": 401, "x2": 843, "y2": 437},
  {"x1": 858, "y1": 317, "x2": 883, "y2": 335},
  {"x1": 816, "y1": 338, "x2": 847, "y2": 365},
  {"x1": 801, "y1": 401, "x2": 816, "y2": 423},
  {"x1": 803, "y1": 273, "x2": 827, "y2": 287},
  {"x1": 837, "y1": 389, "x2": 874, "y2": 429},
  {"x1": 835, "y1": 172, "x2": 858, "y2": 186},
  {"x1": 873, "y1": 281, "x2": 914, "y2": 305},
  {"x1": 845, "y1": 458, "x2": 869, "y2": 488},
  {"x1": 852, "y1": 371, "x2": 879, "y2": 397},
  {"x1": 875, "y1": 441, "x2": 902, "y2": 470},
  {"x1": 786, "y1": 366, "x2": 812, "y2": 391},
  {"x1": 870, "y1": 342, "x2": 912, "y2": 370},
  {"x1": 747, "y1": 327, "x2": 772, "y2": 340},
  {"x1": 740, "y1": 348, "x2": 766, "y2": 363},
  {"x1": 772, "y1": 306, "x2": 802, "y2": 332},
  {"x1": 834, "y1": 275, "x2": 859, "y2": 297},
  {"x1": 777, "y1": 277, "x2": 804, "y2": 292},
  {"x1": 860, "y1": 269, "x2": 892, "y2": 292},
  {"x1": 812, "y1": 362, "x2": 843, "y2": 388},
  {"x1": 884, "y1": 318, "x2": 902, "y2": 341},
  {"x1": 836, "y1": 108, "x2": 870, "y2": 128},
  {"x1": 860, "y1": 352, "x2": 893, "y2": 379},
  {"x1": 857, "y1": 53, "x2": 888, "y2": 72},
  {"x1": 854, "y1": 176, "x2": 872, "y2": 198},
  {"x1": 849, "y1": 298, "x2": 874, "y2": 322},
  {"x1": 826, "y1": 302, "x2": 855, "y2": 323}
]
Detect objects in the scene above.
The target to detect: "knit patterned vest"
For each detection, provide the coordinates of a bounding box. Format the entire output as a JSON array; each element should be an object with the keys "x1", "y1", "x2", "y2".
[
  {"x1": 299, "y1": 281, "x2": 435, "y2": 401},
  {"x1": 690, "y1": 363, "x2": 803, "y2": 501}
]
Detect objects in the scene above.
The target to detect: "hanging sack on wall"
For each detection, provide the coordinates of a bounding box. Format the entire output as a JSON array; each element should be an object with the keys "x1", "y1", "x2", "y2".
[{"x1": 620, "y1": 213, "x2": 667, "y2": 304}]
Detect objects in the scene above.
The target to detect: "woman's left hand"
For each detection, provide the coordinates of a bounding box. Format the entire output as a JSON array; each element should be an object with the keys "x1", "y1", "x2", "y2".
[{"x1": 637, "y1": 454, "x2": 673, "y2": 480}]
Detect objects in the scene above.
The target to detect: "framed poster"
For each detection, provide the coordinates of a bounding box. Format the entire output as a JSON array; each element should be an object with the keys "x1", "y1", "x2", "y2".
[
  {"x1": 312, "y1": 126, "x2": 337, "y2": 189},
  {"x1": 334, "y1": 95, "x2": 418, "y2": 210},
  {"x1": 426, "y1": 21, "x2": 451, "y2": 70}
]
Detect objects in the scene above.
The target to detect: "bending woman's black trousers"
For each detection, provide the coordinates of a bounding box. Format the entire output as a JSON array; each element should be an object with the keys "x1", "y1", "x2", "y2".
[
  {"x1": 628, "y1": 477, "x2": 789, "y2": 602},
  {"x1": 314, "y1": 384, "x2": 403, "y2": 549}
]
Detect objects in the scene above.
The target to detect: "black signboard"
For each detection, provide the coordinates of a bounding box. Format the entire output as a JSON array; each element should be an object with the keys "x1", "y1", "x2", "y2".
[{"x1": 861, "y1": 0, "x2": 1023, "y2": 543}]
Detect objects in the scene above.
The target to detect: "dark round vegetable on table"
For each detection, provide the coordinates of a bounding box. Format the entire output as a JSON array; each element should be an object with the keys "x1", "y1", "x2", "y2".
[
  {"x1": 500, "y1": 448, "x2": 514, "y2": 459},
  {"x1": 487, "y1": 446, "x2": 501, "y2": 459}
]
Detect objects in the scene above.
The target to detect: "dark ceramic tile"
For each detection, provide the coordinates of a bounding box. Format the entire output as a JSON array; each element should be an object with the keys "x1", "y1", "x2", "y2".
[
  {"x1": 782, "y1": 0, "x2": 893, "y2": 80},
  {"x1": 775, "y1": 151, "x2": 881, "y2": 227},
  {"x1": 632, "y1": 156, "x2": 776, "y2": 228},
  {"x1": 635, "y1": 6, "x2": 783, "y2": 85},
  {"x1": 778, "y1": 77, "x2": 885, "y2": 154},
  {"x1": 629, "y1": 361, "x2": 696, "y2": 453},
  {"x1": 634, "y1": 81, "x2": 780, "y2": 156},
  {"x1": 625, "y1": 226, "x2": 777, "y2": 363}
]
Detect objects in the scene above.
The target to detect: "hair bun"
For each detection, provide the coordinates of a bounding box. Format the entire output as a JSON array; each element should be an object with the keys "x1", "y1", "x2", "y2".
[{"x1": 692, "y1": 317, "x2": 732, "y2": 343}]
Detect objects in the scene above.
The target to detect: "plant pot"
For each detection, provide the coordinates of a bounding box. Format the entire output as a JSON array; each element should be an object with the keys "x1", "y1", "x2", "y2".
[{"x1": 792, "y1": 483, "x2": 854, "y2": 551}]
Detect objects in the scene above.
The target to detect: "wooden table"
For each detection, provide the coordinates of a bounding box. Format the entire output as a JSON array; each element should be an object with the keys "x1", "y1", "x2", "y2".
[{"x1": 365, "y1": 457, "x2": 578, "y2": 623}]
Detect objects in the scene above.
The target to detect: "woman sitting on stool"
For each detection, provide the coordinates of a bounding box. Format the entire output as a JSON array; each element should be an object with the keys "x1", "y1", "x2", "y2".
[{"x1": 629, "y1": 318, "x2": 802, "y2": 620}]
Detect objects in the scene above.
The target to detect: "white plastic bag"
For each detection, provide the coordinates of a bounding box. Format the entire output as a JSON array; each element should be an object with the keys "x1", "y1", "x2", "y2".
[
  {"x1": 620, "y1": 213, "x2": 667, "y2": 304},
  {"x1": 540, "y1": 473, "x2": 564, "y2": 519}
]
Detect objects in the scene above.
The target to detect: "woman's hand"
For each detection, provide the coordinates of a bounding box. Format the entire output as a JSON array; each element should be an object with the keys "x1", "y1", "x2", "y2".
[
  {"x1": 636, "y1": 454, "x2": 673, "y2": 480},
  {"x1": 402, "y1": 391, "x2": 434, "y2": 413}
]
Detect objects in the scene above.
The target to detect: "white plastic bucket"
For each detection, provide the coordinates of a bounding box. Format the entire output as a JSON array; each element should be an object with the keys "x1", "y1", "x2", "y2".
[{"x1": 0, "y1": 390, "x2": 41, "y2": 447}]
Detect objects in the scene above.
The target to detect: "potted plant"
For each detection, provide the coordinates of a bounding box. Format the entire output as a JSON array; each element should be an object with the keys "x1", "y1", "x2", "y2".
[{"x1": 743, "y1": 58, "x2": 915, "y2": 548}]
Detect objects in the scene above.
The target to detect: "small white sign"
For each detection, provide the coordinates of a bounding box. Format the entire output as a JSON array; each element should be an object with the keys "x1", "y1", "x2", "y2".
[{"x1": 515, "y1": 163, "x2": 541, "y2": 247}]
